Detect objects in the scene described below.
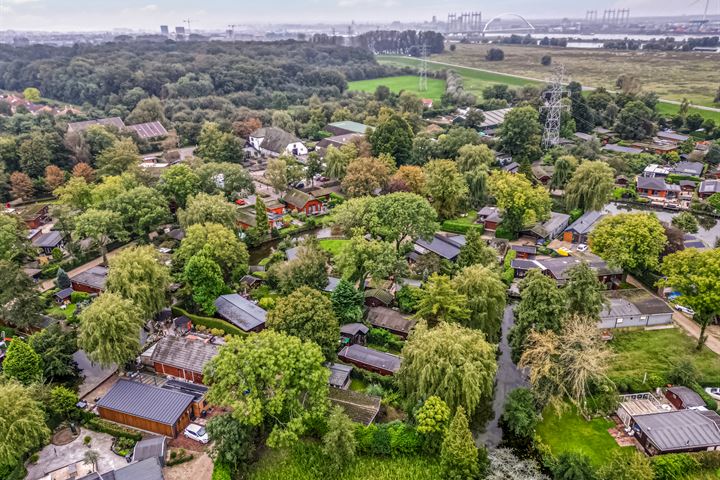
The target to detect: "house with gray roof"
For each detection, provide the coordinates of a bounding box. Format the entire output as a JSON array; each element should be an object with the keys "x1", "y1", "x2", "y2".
[
  {"x1": 151, "y1": 335, "x2": 218, "y2": 384},
  {"x1": 563, "y1": 211, "x2": 605, "y2": 243},
  {"x1": 599, "y1": 288, "x2": 674, "y2": 329},
  {"x1": 523, "y1": 211, "x2": 570, "y2": 241},
  {"x1": 413, "y1": 233, "x2": 465, "y2": 261},
  {"x1": 637, "y1": 176, "x2": 681, "y2": 199},
  {"x1": 97, "y1": 379, "x2": 195, "y2": 437},
  {"x1": 31, "y1": 230, "x2": 64, "y2": 255},
  {"x1": 71, "y1": 266, "x2": 108, "y2": 294},
  {"x1": 511, "y1": 255, "x2": 622, "y2": 287},
  {"x1": 602, "y1": 144, "x2": 643, "y2": 154},
  {"x1": 316, "y1": 133, "x2": 364, "y2": 154},
  {"x1": 699, "y1": 179, "x2": 720, "y2": 199},
  {"x1": 630, "y1": 409, "x2": 720, "y2": 455},
  {"x1": 214, "y1": 293, "x2": 267, "y2": 332},
  {"x1": 657, "y1": 130, "x2": 690, "y2": 143},
  {"x1": 128, "y1": 121, "x2": 168, "y2": 140},
  {"x1": 672, "y1": 161, "x2": 704, "y2": 177},
  {"x1": 79, "y1": 457, "x2": 164, "y2": 480},
  {"x1": 328, "y1": 363, "x2": 353, "y2": 390},
  {"x1": 338, "y1": 344, "x2": 402, "y2": 376},
  {"x1": 248, "y1": 127, "x2": 307, "y2": 157},
  {"x1": 67, "y1": 117, "x2": 126, "y2": 133}
]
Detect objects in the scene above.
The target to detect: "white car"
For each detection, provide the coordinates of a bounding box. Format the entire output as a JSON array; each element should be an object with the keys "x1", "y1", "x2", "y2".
[
  {"x1": 675, "y1": 305, "x2": 695, "y2": 317},
  {"x1": 706, "y1": 388, "x2": 720, "y2": 401},
  {"x1": 183, "y1": 423, "x2": 209, "y2": 444},
  {"x1": 576, "y1": 244, "x2": 588, "y2": 252}
]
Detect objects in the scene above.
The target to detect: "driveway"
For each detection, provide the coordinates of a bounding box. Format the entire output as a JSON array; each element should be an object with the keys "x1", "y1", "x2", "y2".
[
  {"x1": 26, "y1": 429, "x2": 127, "y2": 480},
  {"x1": 671, "y1": 310, "x2": 720, "y2": 356},
  {"x1": 476, "y1": 304, "x2": 527, "y2": 448}
]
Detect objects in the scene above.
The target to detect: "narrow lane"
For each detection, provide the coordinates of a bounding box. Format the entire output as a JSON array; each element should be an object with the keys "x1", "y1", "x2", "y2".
[{"x1": 477, "y1": 303, "x2": 527, "y2": 448}]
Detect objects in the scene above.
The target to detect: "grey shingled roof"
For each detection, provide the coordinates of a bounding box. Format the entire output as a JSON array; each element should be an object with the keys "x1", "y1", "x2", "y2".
[
  {"x1": 565, "y1": 211, "x2": 605, "y2": 235},
  {"x1": 150, "y1": 336, "x2": 218, "y2": 374},
  {"x1": 364, "y1": 288, "x2": 394, "y2": 306},
  {"x1": 479, "y1": 108, "x2": 512, "y2": 128},
  {"x1": 328, "y1": 387, "x2": 381, "y2": 425},
  {"x1": 250, "y1": 127, "x2": 301, "y2": 154},
  {"x1": 633, "y1": 410, "x2": 720, "y2": 452},
  {"x1": 602, "y1": 144, "x2": 643, "y2": 154},
  {"x1": 366, "y1": 307, "x2": 416, "y2": 335},
  {"x1": 415, "y1": 234, "x2": 464, "y2": 260},
  {"x1": 327, "y1": 121, "x2": 371, "y2": 134},
  {"x1": 71, "y1": 266, "x2": 108, "y2": 290},
  {"x1": 97, "y1": 379, "x2": 194, "y2": 425},
  {"x1": 668, "y1": 386, "x2": 706, "y2": 408},
  {"x1": 672, "y1": 161, "x2": 704, "y2": 177},
  {"x1": 637, "y1": 176, "x2": 680, "y2": 192},
  {"x1": 214, "y1": 294, "x2": 266, "y2": 331},
  {"x1": 602, "y1": 289, "x2": 673, "y2": 317},
  {"x1": 339, "y1": 344, "x2": 402, "y2": 373},
  {"x1": 114, "y1": 457, "x2": 164, "y2": 480},
  {"x1": 528, "y1": 212, "x2": 570, "y2": 239},
  {"x1": 700, "y1": 180, "x2": 720, "y2": 195},
  {"x1": 328, "y1": 363, "x2": 353, "y2": 389},
  {"x1": 128, "y1": 121, "x2": 168, "y2": 139},
  {"x1": 340, "y1": 323, "x2": 369, "y2": 336},
  {"x1": 31, "y1": 230, "x2": 63, "y2": 248}
]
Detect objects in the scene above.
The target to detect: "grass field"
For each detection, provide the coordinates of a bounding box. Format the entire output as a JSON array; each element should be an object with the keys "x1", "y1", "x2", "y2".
[
  {"x1": 431, "y1": 43, "x2": 720, "y2": 107},
  {"x1": 379, "y1": 50, "x2": 720, "y2": 122},
  {"x1": 249, "y1": 441, "x2": 443, "y2": 480},
  {"x1": 347, "y1": 75, "x2": 446, "y2": 102},
  {"x1": 536, "y1": 405, "x2": 630, "y2": 467},
  {"x1": 318, "y1": 239, "x2": 349, "y2": 257},
  {"x1": 608, "y1": 328, "x2": 720, "y2": 388}
]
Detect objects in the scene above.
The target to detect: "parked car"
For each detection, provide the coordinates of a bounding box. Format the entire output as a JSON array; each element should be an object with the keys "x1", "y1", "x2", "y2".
[
  {"x1": 576, "y1": 244, "x2": 588, "y2": 252},
  {"x1": 674, "y1": 304, "x2": 695, "y2": 317},
  {"x1": 183, "y1": 423, "x2": 209, "y2": 444},
  {"x1": 706, "y1": 387, "x2": 720, "y2": 401},
  {"x1": 556, "y1": 248, "x2": 570, "y2": 257}
]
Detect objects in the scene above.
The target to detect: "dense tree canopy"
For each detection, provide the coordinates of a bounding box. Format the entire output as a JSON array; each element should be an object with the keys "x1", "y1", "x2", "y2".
[
  {"x1": 0, "y1": 382, "x2": 50, "y2": 469},
  {"x1": 589, "y1": 213, "x2": 667, "y2": 272},
  {"x1": 175, "y1": 222, "x2": 249, "y2": 281},
  {"x1": 564, "y1": 161, "x2": 615, "y2": 212},
  {"x1": 205, "y1": 330, "x2": 329, "y2": 448},
  {"x1": 369, "y1": 113, "x2": 414, "y2": 165},
  {"x1": 2, "y1": 338, "x2": 42, "y2": 385},
  {"x1": 424, "y1": 159, "x2": 469, "y2": 220},
  {"x1": 489, "y1": 171, "x2": 551, "y2": 237},
  {"x1": 178, "y1": 193, "x2": 237, "y2": 230},
  {"x1": 416, "y1": 274, "x2": 470, "y2": 327},
  {"x1": 452, "y1": 265, "x2": 507, "y2": 342},
  {"x1": 267, "y1": 286, "x2": 340, "y2": 359},
  {"x1": 398, "y1": 322, "x2": 497, "y2": 415},
  {"x1": 106, "y1": 245, "x2": 170, "y2": 319}
]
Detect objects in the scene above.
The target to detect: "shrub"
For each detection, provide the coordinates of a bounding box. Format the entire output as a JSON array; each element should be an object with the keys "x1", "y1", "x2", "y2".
[
  {"x1": 29, "y1": 453, "x2": 39, "y2": 464},
  {"x1": 171, "y1": 306, "x2": 246, "y2": 337},
  {"x1": 494, "y1": 225, "x2": 514, "y2": 240},
  {"x1": 41, "y1": 264, "x2": 60, "y2": 279},
  {"x1": 355, "y1": 421, "x2": 422, "y2": 456},
  {"x1": 85, "y1": 418, "x2": 142, "y2": 441},
  {"x1": 70, "y1": 291, "x2": 90, "y2": 304},
  {"x1": 440, "y1": 220, "x2": 484, "y2": 235},
  {"x1": 211, "y1": 463, "x2": 232, "y2": 480},
  {"x1": 367, "y1": 328, "x2": 404, "y2": 352},
  {"x1": 258, "y1": 297, "x2": 276, "y2": 310},
  {"x1": 486, "y1": 48, "x2": 505, "y2": 61},
  {"x1": 541, "y1": 54, "x2": 552, "y2": 66},
  {"x1": 350, "y1": 367, "x2": 396, "y2": 390},
  {"x1": 651, "y1": 453, "x2": 700, "y2": 480},
  {"x1": 396, "y1": 286, "x2": 422, "y2": 314}
]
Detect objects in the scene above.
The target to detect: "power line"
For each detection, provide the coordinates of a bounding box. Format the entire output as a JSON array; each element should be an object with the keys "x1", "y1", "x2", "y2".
[{"x1": 419, "y1": 44, "x2": 428, "y2": 92}]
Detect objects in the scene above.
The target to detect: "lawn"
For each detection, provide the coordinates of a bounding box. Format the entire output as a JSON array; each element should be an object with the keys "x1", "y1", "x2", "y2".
[
  {"x1": 348, "y1": 75, "x2": 446, "y2": 102},
  {"x1": 536, "y1": 405, "x2": 630, "y2": 468},
  {"x1": 249, "y1": 441, "x2": 443, "y2": 480},
  {"x1": 46, "y1": 303, "x2": 76, "y2": 320},
  {"x1": 318, "y1": 239, "x2": 349, "y2": 257},
  {"x1": 608, "y1": 328, "x2": 720, "y2": 390}
]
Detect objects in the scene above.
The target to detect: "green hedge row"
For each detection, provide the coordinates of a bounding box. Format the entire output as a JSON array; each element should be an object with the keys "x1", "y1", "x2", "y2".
[
  {"x1": 355, "y1": 421, "x2": 422, "y2": 456},
  {"x1": 86, "y1": 417, "x2": 142, "y2": 441},
  {"x1": 171, "y1": 306, "x2": 247, "y2": 337},
  {"x1": 440, "y1": 220, "x2": 484, "y2": 235}
]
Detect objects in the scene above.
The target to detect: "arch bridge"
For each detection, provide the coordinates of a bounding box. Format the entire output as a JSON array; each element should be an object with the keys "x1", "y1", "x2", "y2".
[{"x1": 482, "y1": 13, "x2": 535, "y2": 33}]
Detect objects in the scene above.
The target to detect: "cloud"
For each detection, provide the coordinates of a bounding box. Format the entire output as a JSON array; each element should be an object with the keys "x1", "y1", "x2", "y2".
[
  {"x1": 140, "y1": 4, "x2": 159, "y2": 12},
  {"x1": 5, "y1": 0, "x2": 40, "y2": 4},
  {"x1": 337, "y1": 0, "x2": 398, "y2": 7}
]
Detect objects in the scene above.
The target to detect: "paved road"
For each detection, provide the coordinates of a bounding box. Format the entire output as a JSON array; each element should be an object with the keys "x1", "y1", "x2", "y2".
[
  {"x1": 39, "y1": 243, "x2": 134, "y2": 292},
  {"x1": 383, "y1": 56, "x2": 720, "y2": 114},
  {"x1": 476, "y1": 304, "x2": 527, "y2": 448}
]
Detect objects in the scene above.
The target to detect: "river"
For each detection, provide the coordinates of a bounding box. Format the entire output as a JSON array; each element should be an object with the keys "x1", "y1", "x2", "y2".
[
  {"x1": 604, "y1": 203, "x2": 720, "y2": 246},
  {"x1": 476, "y1": 304, "x2": 527, "y2": 448}
]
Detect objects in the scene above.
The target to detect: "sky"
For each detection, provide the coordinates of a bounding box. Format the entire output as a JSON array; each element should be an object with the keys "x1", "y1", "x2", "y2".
[{"x1": 0, "y1": 0, "x2": 712, "y2": 32}]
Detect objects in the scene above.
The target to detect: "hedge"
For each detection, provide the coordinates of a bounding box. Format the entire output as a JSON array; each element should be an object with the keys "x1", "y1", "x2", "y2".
[
  {"x1": 211, "y1": 463, "x2": 232, "y2": 480},
  {"x1": 171, "y1": 306, "x2": 247, "y2": 337},
  {"x1": 355, "y1": 421, "x2": 422, "y2": 456},
  {"x1": 85, "y1": 417, "x2": 142, "y2": 441},
  {"x1": 367, "y1": 328, "x2": 405, "y2": 352},
  {"x1": 440, "y1": 220, "x2": 484, "y2": 235}
]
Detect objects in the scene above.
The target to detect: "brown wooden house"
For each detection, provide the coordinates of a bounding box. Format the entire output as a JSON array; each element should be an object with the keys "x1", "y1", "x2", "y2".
[
  {"x1": 150, "y1": 336, "x2": 218, "y2": 385},
  {"x1": 70, "y1": 266, "x2": 108, "y2": 294},
  {"x1": 338, "y1": 344, "x2": 401, "y2": 376},
  {"x1": 664, "y1": 386, "x2": 706, "y2": 410},
  {"x1": 97, "y1": 379, "x2": 194, "y2": 437},
  {"x1": 366, "y1": 307, "x2": 416, "y2": 339}
]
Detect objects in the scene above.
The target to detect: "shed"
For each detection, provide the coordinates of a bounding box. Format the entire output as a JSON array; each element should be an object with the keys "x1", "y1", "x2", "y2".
[
  {"x1": 151, "y1": 336, "x2": 218, "y2": 385},
  {"x1": 54, "y1": 287, "x2": 74, "y2": 305},
  {"x1": 563, "y1": 211, "x2": 605, "y2": 243},
  {"x1": 665, "y1": 386, "x2": 706, "y2": 410},
  {"x1": 328, "y1": 388, "x2": 381, "y2": 425},
  {"x1": 32, "y1": 230, "x2": 64, "y2": 255},
  {"x1": 340, "y1": 323, "x2": 368, "y2": 346},
  {"x1": 70, "y1": 266, "x2": 108, "y2": 294},
  {"x1": 338, "y1": 344, "x2": 401, "y2": 376},
  {"x1": 511, "y1": 244, "x2": 537, "y2": 259},
  {"x1": 328, "y1": 363, "x2": 353, "y2": 390},
  {"x1": 364, "y1": 288, "x2": 394, "y2": 308},
  {"x1": 366, "y1": 307, "x2": 416, "y2": 339},
  {"x1": 414, "y1": 234, "x2": 464, "y2": 261},
  {"x1": 599, "y1": 289, "x2": 674, "y2": 329},
  {"x1": 97, "y1": 379, "x2": 194, "y2": 437},
  {"x1": 214, "y1": 294, "x2": 267, "y2": 332},
  {"x1": 524, "y1": 212, "x2": 570, "y2": 240}
]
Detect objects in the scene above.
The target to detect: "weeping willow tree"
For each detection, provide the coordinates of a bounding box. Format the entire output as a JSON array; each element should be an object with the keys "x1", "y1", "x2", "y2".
[
  {"x1": 398, "y1": 322, "x2": 497, "y2": 415},
  {"x1": 464, "y1": 165, "x2": 489, "y2": 208},
  {"x1": 106, "y1": 245, "x2": 170, "y2": 319},
  {"x1": 564, "y1": 161, "x2": 615, "y2": 211},
  {"x1": 519, "y1": 315, "x2": 613, "y2": 414},
  {"x1": 549, "y1": 155, "x2": 577, "y2": 190}
]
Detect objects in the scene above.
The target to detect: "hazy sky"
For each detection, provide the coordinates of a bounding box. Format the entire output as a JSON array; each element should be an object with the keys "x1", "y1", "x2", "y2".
[{"x1": 0, "y1": 0, "x2": 711, "y2": 31}]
